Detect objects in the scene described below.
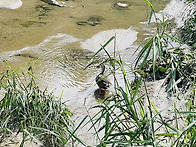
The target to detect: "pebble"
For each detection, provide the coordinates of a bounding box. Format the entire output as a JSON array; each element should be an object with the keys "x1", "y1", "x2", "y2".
[{"x1": 117, "y1": 2, "x2": 128, "y2": 8}]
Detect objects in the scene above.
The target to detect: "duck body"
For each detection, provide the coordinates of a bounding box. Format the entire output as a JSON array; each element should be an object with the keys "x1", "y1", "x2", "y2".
[
  {"x1": 96, "y1": 64, "x2": 110, "y2": 90},
  {"x1": 96, "y1": 75, "x2": 110, "y2": 90}
]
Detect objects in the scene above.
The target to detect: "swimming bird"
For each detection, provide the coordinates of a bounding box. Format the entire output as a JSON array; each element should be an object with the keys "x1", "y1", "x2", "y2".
[{"x1": 96, "y1": 64, "x2": 110, "y2": 93}]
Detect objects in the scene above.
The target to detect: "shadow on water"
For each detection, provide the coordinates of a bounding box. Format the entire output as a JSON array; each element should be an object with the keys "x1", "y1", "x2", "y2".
[{"x1": 94, "y1": 89, "x2": 110, "y2": 100}]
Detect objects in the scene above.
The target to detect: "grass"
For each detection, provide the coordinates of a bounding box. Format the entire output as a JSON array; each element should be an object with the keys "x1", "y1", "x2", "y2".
[
  {"x1": 178, "y1": 0, "x2": 196, "y2": 47},
  {"x1": 0, "y1": 61, "x2": 81, "y2": 146},
  {"x1": 81, "y1": 1, "x2": 196, "y2": 146},
  {"x1": 0, "y1": 0, "x2": 195, "y2": 146},
  {"x1": 134, "y1": 0, "x2": 196, "y2": 94},
  {"x1": 83, "y1": 38, "x2": 195, "y2": 146}
]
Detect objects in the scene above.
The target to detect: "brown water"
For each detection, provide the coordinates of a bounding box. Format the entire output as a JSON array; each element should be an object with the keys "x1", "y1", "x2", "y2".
[{"x1": 0, "y1": 0, "x2": 170, "y2": 146}]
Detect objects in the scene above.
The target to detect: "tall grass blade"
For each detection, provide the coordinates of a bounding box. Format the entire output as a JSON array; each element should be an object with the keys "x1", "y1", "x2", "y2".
[
  {"x1": 90, "y1": 36, "x2": 115, "y2": 60},
  {"x1": 190, "y1": 128, "x2": 196, "y2": 146},
  {"x1": 135, "y1": 37, "x2": 153, "y2": 69},
  {"x1": 145, "y1": 0, "x2": 155, "y2": 11}
]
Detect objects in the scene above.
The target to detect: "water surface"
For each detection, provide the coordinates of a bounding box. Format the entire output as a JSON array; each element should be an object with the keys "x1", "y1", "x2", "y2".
[{"x1": 0, "y1": 0, "x2": 173, "y2": 145}]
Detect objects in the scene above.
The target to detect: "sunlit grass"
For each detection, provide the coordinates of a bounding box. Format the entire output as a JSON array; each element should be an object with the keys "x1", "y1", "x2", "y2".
[
  {"x1": 0, "y1": 62, "x2": 83, "y2": 146},
  {"x1": 0, "y1": 0, "x2": 195, "y2": 146},
  {"x1": 81, "y1": 0, "x2": 195, "y2": 146},
  {"x1": 83, "y1": 36, "x2": 195, "y2": 146}
]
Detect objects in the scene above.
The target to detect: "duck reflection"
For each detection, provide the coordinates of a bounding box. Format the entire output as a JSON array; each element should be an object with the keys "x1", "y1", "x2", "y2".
[{"x1": 94, "y1": 89, "x2": 110, "y2": 100}]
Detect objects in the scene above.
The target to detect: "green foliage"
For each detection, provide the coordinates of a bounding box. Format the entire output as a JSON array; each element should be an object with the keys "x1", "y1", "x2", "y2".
[
  {"x1": 0, "y1": 63, "x2": 76, "y2": 146},
  {"x1": 84, "y1": 38, "x2": 196, "y2": 146},
  {"x1": 179, "y1": 2, "x2": 196, "y2": 47},
  {"x1": 134, "y1": 0, "x2": 196, "y2": 93},
  {"x1": 163, "y1": 49, "x2": 196, "y2": 93},
  {"x1": 134, "y1": 2, "x2": 180, "y2": 79},
  {"x1": 82, "y1": 0, "x2": 196, "y2": 144}
]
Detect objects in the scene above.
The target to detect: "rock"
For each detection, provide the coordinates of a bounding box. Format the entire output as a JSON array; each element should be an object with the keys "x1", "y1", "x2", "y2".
[
  {"x1": 41, "y1": 0, "x2": 66, "y2": 7},
  {"x1": 76, "y1": 16, "x2": 103, "y2": 26},
  {"x1": 113, "y1": 2, "x2": 129, "y2": 10},
  {"x1": 117, "y1": 2, "x2": 128, "y2": 8}
]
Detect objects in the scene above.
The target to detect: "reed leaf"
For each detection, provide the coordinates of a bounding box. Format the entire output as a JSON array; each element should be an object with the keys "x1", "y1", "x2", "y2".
[
  {"x1": 90, "y1": 36, "x2": 115, "y2": 60},
  {"x1": 0, "y1": 66, "x2": 76, "y2": 146}
]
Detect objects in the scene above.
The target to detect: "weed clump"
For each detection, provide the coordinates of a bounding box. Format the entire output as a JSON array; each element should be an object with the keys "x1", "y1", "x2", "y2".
[
  {"x1": 0, "y1": 66, "x2": 73, "y2": 146},
  {"x1": 179, "y1": 0, "x2": 196, "y2": 48},
  {"x1": 82, "y1": 0, "x2": 196, "y2": 146}
]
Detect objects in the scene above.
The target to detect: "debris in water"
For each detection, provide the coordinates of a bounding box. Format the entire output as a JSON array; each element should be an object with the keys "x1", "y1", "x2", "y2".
[
  {"x1": 117, "y1": 2, "x2": 128, "y2": 8},
  {"x1": 41, "y1": 0, "x2": 66, "y2": 7}
]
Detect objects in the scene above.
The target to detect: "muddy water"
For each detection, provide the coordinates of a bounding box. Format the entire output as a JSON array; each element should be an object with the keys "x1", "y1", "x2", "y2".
[{"x1": 0, "y1": 0, "x2": 170, "y2": 146}]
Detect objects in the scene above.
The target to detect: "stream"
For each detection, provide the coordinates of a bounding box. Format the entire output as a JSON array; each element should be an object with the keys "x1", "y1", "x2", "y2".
[{"x1": 0, "y1": 0, "x2": 186, "y2": 146}]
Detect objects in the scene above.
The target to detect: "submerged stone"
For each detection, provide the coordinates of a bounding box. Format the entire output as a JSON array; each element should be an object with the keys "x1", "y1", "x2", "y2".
[
  {"x1": 76, "y1": 16, "x2": 103, "y2": 26},
  {"x1": 41, "y1": 0, "x2": 66, "y2": 7},
  {"x1": 113, "y1": 1, "x2": 129, "y2": 9}
]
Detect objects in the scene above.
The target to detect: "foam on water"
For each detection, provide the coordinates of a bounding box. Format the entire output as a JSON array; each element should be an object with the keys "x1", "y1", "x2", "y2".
[
  {"x1": 141, "y1": 0, "x2": 191, "y2": 28},
  {"x1": 80, "y1": 27, "x2": 138, "y2": 53},
  {"x1": 157, "y1": 0, "x2": 187, "y2": 28},
  {"x1": 0, "y1": 0, "x2": 22, "y2": 10}
]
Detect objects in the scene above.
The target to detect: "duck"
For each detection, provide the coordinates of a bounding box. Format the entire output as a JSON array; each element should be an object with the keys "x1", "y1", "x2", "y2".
[{"x1": 96, "y1": 64, "x2": 110, "y2": 92}]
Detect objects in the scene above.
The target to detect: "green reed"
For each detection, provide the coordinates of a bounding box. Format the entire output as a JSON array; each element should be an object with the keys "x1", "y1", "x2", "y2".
[
  {"x1": 0, "y1": 61, "x2": 81, "y2": 146},
  {"x1": 83, "y1": 35, "x2": 195, "y2": 146},
  {"x1": 135, "y1": 0, "x2": 196, "y2": 94},
  {"x1": 81, "y1": 0, "x2": 195, "y2": 146}
]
